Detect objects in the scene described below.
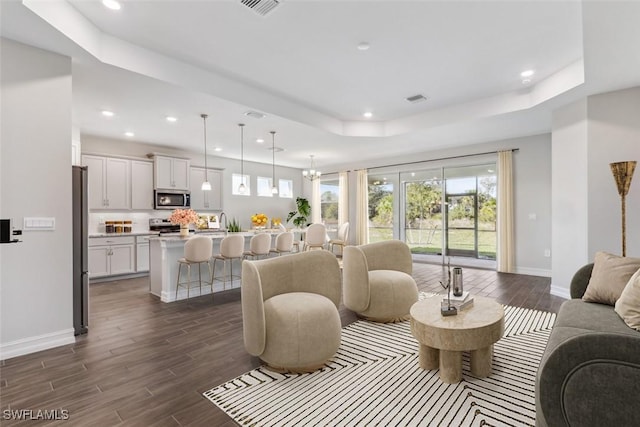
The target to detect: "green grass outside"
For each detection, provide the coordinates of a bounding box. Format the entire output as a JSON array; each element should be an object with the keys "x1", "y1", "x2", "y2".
[{"x1": 369, "y1": 227, "x2": 496, "y2": 259}]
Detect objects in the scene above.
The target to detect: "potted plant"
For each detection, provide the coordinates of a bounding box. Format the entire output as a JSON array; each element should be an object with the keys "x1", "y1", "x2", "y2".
[
  {"x1": 227, "y1": 218, "x2": 242, "y2": 232},
  {"x1": 287, "y1": 197, "x2": 311, "y2": 228}
]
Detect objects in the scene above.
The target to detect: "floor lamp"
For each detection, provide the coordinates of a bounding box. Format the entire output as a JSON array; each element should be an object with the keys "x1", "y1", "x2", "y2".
[{"x1": 610, "y1": 161, "x2": 637, "y2": 257}]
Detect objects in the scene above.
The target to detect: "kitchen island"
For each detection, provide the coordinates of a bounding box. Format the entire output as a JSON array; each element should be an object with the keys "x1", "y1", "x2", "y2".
[{"x1": 149, "y1": 231, "x2": 279, "y2": 302}]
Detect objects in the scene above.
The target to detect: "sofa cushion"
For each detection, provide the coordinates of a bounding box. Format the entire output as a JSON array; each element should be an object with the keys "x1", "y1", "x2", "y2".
[
  {"x1": 615, "y1": 268, "x2": 640, "y2": 330},
  {"x1": 553, "y1": 299, "x2": 638, "y2": 337},
  {"x1": 582, "y1": 251, "x2": 640, "y2": 305}
]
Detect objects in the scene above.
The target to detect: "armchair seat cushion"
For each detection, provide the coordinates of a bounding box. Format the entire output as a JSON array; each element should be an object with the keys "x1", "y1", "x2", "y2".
[
  {"x1": 261, "y1": 292, "x2": 341, "y2": 371},
  {"x1": 362, "y1": 270, "x2": 419, "y2": 322}
]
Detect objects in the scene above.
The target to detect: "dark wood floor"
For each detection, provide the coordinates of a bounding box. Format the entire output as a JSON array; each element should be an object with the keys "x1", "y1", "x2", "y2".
[{"x1": 0, "y1": 262, "x2": 565, "y2": 426}]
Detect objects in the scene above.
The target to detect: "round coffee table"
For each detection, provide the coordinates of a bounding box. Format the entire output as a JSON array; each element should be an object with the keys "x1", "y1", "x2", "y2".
[{"x1": 410, "y1": 295, "x2": 504, "y2": 384}]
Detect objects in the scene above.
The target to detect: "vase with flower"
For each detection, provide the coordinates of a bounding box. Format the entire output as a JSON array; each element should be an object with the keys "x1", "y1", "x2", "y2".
[{"x1": 168, "y1": 208, "x2": 199, "y2": 237}]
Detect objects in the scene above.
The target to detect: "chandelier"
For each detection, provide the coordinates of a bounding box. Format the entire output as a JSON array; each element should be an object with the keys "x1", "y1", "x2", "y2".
[{"x1": 302, "y1": 155, "x2": 321, "y2": 181}]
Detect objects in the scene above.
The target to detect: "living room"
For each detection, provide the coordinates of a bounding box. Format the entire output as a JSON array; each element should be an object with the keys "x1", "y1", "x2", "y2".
[{"x1": 1, "y1": 1, "x2": 639, "y2": 425}]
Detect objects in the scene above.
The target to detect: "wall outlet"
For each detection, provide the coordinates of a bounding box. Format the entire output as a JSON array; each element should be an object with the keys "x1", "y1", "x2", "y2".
[{"x1": 544, "y1": 249, "x2": 551, "y2": 257}]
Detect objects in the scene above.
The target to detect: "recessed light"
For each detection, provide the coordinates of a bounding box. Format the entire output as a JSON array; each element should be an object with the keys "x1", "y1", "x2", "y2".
[
  {"x1": 520, "y1": 69, "x2": 535, "y2": 78},
  {"x1": 102, "y1": 0, "x2": 121, "y2": 10},
  {"x1": 244, "y1": 111, "x2": 266, "y2": 119},
  {"x1": 357, "y1": 42, "x2": 370, "y2": 51},
  {"x1": 101, "y1": 110, "x2": 114, "y2": 117},
  {"x1": 214, "y1": 147, "x2": 222, "y2": 152},
  {"x1": 363, "y1": 111, "x2": 373, "y2": 118},
  {"x1": 124, "y1": 131, "x2": 134, "y2": 137},
  {"x1": 166, "y1": 116, "x2": 177, "y2": 122},
  {"x1": 522, "y1": 78, "x2": 531, "y2": 85},
  {"x1": 256, "y1": 138, "x2": 264, "y2": 144}
]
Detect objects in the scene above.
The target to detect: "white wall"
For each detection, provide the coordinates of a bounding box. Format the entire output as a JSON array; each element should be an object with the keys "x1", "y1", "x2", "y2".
[
  {"x1": 81, "y1": 136, "x2": 308, "y2": 230},
  {"x1": 550, "y1": 86, "x2": 640, "y2": 299},
  {"x1": 551, "y1": 99, "x2": 589, "y2": 298},
  {"x1": 587, "y1": 87, "x2": 640, "y2": 258},
  {"x1": 340, "y1": 133, "x2": 553, "y2": 276},
  {"x1": 0, "y1": 39, "x2": 74, "y2": 359}
]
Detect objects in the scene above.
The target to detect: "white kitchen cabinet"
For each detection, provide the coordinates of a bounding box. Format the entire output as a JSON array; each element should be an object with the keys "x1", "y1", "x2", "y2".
[
  {"x1": 82, "y1": 155, "x2": 130, "y2": 210},
  {"x1": 131, "y1": 160, "x2": 154, "y2": 210},
  {"x1": 189, "y1": 167, "x2": 223, "y2": 211},
  {"x1": 88, "y1": 236, "x2": 135, "y2": 278},
  {"x1": 154, "y1": 155, "x2": 190, "y2": 190},
  {"x1": 136, "y1": 236, "x2": 150, "y2": 272}
]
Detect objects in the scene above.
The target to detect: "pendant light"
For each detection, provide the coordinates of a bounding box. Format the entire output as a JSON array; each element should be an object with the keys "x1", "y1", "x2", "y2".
[
  {"x1": 238, "y1": 123, "x2": 246, "y2": 194},
  {"x1": 270, "y1": 131, "x2": 278, "y2": 195},
  {"x1": 200, "y1": 114, "x2": 211, "y2": 191},
  {"x1": 303, "y1": 155, "x2": 321, "y2": 181}
]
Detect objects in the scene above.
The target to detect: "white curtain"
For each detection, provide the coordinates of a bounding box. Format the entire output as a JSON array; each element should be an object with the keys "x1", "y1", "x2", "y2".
[
  {"x1": 311, "y1": 178, "x2": 321, "y2": 224},
  {"x1": 356, "y1": 169, "x2": 369, "y2": 245},
  {"x1": 338, "y1": 171, "x2": 349, "y2": 225},
  {"x1": 497, "y1": 150, "x2": 514, "y2": 272}
]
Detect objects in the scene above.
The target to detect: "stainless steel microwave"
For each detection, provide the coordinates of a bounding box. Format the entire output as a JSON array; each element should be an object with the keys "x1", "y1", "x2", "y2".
[{"x1": 154, "y1": 190, "x2": 191, "y2": 210}]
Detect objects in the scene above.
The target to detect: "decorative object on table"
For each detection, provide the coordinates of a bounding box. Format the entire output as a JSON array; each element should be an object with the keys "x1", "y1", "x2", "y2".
[
  {"x1": 200, "y1": 113, "x2": 211, "y2": 191},
  {"x1": 440, "y1": 258, "x2": 457, "y2": 316},
  {"x1": 452, "y1": 266, "x2": 464, "y2": 296},
  {"x1": 610, "y1": 160, "x2": 636, "y2": 256},
  {"x1": 168, "y1": 208, "x2": 199, "y2": 237},
  {"x1": 270, "y1": 130, "x2": 278, "y2": 195},
  {"x1": 227, "y1": 218, "x2": 242, "y2": 232},
  {"x1": 251, "y1": 213, "x2": 268, "y2": 229},
  {"x1": 271, "y1": 217, "x2": 282, "y2": 228},
  {"x1": 302, "y1": 154, "x2": 322, "y2": 181},
  {"x1": 442, "y1": 291, "x2": 474, "y2": 311},
  {"x1": 287, "y1": 197, "x2": 311, "y2": 228},
  {"x1": 205, "y1": 296, "x2": 555, "y2": 427},
  {"x1": 196, "y1": 214, "x2": 219, "y2": 230}
]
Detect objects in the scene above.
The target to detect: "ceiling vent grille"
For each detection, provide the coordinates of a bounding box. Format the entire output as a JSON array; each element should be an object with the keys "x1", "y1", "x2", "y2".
[
  {"x1": 267, "y1": 146, "x2": 285, "y2": 152},
  {"x1": 405, "y1": 94, "x2": 428, "y2": 103},
  {"x1": 241, "y1": 0, "x2": 281, "y2": 17}
]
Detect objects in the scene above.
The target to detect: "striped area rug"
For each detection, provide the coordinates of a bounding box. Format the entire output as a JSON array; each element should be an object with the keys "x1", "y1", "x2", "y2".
[{"x1": 204, "y1": 298, "x2": 555, "y2": 427}]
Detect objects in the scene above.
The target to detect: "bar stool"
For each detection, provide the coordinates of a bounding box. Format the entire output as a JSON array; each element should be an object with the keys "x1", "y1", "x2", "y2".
[
  {"x1": 176, "y1": 235, "x2": 213, "y2": 300},
  {"x1": 243, "y1": 233, "x2": 272, "y2": 260},
  {"x1": 212, "y1": 234, "x2": 245, "y2": 289},
  {"x1": 269, "y1": 231, "x2": 294, "y2": 256}
]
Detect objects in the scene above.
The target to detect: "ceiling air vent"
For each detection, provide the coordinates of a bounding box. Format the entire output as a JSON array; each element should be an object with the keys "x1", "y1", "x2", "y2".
[
  {"x1": 405, "y1": 94, "x2": 428, "y2": 103},
  {"x1": 241, "y1": 0, "x2": 281, "y2": 17},
  {"x1": 244, "y1": 110, "x2": 266, "y2": 119}
]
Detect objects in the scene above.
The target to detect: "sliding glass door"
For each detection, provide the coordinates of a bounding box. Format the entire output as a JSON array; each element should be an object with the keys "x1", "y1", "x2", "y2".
[
  {"x1": 368, "y1": 174, "x2": 394, "y2": 243},
  {"x1": 401, "y1": 170, "x2": 443, "y2": 255}
]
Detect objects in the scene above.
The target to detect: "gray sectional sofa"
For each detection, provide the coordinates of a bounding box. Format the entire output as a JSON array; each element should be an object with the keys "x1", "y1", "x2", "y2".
[{"x1": 535, "y1": 264, "x2": 640, "y2": 427}]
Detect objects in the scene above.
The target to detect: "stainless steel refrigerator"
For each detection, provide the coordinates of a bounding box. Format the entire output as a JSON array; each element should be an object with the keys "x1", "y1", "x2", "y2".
[{"x1": 72, "y1": 165, "x2": 89, "y2": 335}]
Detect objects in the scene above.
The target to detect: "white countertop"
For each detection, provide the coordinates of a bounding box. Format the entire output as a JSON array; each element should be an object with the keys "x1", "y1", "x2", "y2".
[
  {"x1": 148, "y1": 230, "x2": 280, "y2": 241},
  {"x1": 89, "y1": 232, "x2": 160, "y2": 238}
]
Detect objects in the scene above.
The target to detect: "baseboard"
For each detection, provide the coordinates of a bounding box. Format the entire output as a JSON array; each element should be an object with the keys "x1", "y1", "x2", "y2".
[
  {"x1": 550, "y1": 285, "x2": 571, "y2": 300},
  {"x1": 0, "y1": 328, "x2": 75, "y2": 361},
  {"x1": 513, "y1": 267, "x2": 552, "y2": 277}
]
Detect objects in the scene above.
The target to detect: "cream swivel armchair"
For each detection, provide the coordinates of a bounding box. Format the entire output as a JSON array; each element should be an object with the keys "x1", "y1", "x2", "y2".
[
  {"x1": 243, "y1": 232, "x2": 272, "y2": 260},
  {"x1": 176, "y1": 235, "x2": 213, "y2": 300},
  {"x1": 303, "y1": 223, "x2": 327, "y2": 251},
  {"x1": 342, "y1": 240, "x2": 419, "y2": 323},
  {"x1": 328, "y1": 222, "x2": 350, "y2": 255},
  {"x1": 212, "y1": 234, "x2": 245, "y2": 289},
  {"x1": 242, "y1": 250, "x2": 342, "y2": 373},
  {"x1": 269, "y1": 231, "x2": 294, "y2": 256}
]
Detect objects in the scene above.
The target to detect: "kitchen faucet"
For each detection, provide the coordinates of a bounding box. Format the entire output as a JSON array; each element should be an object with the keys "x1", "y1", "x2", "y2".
[{"x1": 219, "y1": 212, "x2": 227, "y2": 230}]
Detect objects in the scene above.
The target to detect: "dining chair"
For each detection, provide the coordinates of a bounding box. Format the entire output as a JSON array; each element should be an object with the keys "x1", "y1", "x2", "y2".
[
  {"x1": 212, "y1": 234, "x2": 245, "y2": 289},
  {"x1": 303, "y1": 223, "x2": 327, "y2": 251},
  {"x1": 175, "y1": 235, "x2": 213, "y2": 300},
  {"x1": 329, "y1": 222, "x2": 350, "y2": 256}
]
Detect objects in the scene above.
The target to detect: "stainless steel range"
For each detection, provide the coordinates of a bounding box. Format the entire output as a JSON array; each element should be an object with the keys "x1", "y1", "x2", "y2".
[{"x1": 149, "y1": 218, "x2": 181, "y2": 234}]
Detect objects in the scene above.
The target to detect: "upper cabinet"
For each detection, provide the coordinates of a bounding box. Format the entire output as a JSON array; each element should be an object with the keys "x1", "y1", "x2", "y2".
[
  {"x1": 131, "y1": 160, "x2": 154, "y2": 210},
  {"x1": 190, "y1": 167, "x2": 223, "y2": 211},
  {"x1": 82, "y1": 155, "x2": 130, "y2": 210},
  {"x1": 153, "y1": 155, "x2": 189, "y2": 190}
]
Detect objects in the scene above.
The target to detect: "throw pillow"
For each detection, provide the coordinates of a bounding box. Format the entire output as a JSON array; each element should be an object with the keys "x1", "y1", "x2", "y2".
[
  {"x1": 582, "y1": 251, "x2": 640, "y2": 305},
  {"x1": 615, "y1": 268, "x2": 640, "y2": 330}
]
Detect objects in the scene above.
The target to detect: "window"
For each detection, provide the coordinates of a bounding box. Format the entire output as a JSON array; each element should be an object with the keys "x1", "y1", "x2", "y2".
[
  {"x1": 320, "y1": 179, "x2": 339, "y2": 227},
  {"x1": 279, "y1": 179, "x2": 293, "y2": 198},
  {"x1": 232, "y1": 173, "x2": 250, "y2": 196},
  {"x1": 257, "y1": 176, "x2": 274, "y2": 197},
  {"x1": 367, "y1": 174, "x2": 394, "y2": 243}
]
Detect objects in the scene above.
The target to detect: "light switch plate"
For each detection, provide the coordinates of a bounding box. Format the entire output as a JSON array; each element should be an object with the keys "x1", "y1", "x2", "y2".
[{"x1": 24, "y1": 217, "x2": 56, "y2": 231}]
